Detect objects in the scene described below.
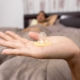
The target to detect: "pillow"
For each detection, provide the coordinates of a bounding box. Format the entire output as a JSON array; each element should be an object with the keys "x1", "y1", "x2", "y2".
[
  {"x1": 30, "y1": 19, "x2": 38, "y2": 26},
  {"x1": 60, "y1": 15, "x2": 73, "y2": 19}
]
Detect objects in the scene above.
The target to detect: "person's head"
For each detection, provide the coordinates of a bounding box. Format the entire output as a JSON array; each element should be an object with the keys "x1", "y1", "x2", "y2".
[{"x1": 37, "y1": 11, "x2": 47, "y2": 23}]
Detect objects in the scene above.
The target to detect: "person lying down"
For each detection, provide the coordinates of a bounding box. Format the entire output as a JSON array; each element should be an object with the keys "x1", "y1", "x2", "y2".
[
  {"x1": 23, "y1": 11, "x2": 58, "y2": 32},
  {"x1": 0, "y1": 31, "x2": 80, "y2": 80}
]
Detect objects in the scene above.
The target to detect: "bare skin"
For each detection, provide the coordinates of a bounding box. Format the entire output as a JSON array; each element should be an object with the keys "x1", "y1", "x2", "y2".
[
  {"x1": 30, "y1": 11, "x2": 58, "y2": 27},
  {"x1": 23, "y1": 11, "x2": 58, "y2": 32},
  {"x1": 22, "y1": 27, "x2": 40, "y2": 32},
  {"x1": 0, "y1": 31, "x2": 80, "y2": 80}
]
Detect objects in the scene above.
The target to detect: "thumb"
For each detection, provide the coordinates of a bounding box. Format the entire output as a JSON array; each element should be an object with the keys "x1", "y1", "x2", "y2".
[{"x1": 28, "y1": 32, "x2": 39, "y2": 40}]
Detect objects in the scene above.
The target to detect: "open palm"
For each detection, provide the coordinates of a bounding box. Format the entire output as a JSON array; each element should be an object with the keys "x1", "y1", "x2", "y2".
[{"x1": 0, "y1": 31, "x2": 79, "y2": 60}]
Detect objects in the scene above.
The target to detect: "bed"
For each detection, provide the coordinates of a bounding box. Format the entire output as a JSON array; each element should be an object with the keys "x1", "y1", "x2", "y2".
[
  {"x1": 24, "y1": 12, "x2": 80, "y2": 28},
  {"x1": 0, "y1": 12, "x2": 80, "y2": 80}
]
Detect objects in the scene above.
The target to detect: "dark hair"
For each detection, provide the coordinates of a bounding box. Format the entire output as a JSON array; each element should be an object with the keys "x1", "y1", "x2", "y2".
[{"x1": 37, "y1": 11, "x2": 47, "y2": 18}]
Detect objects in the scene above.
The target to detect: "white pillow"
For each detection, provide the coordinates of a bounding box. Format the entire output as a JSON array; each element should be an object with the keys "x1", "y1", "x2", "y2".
[
  {"x1": 30, "y1": 19, "x2": 38, "y2": 26},
  {"x1": 60, "y1": 15, "x2": 73, "y2": 19}
]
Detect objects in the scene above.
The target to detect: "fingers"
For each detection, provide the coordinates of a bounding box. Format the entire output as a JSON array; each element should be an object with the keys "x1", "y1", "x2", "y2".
[
  {"x1": 28, "y1": 32, "x2": 39, "y2": 40},
  {"x1": 6, "y1": 31, "x2": 21, "y2": 39},
  {"x1": 21, "y1": 38, "x2": 30, "y2": 43},
  {"x1": 0, "y1": 39, "x2": 14, "y2": 48},
  {"x1": 6, "y1": 31, "x2": 29, "y2": 42},
  {"x1": 0, "y1": 39, "x2": 24, "y2": 48},
  {"x1": 1, "y1": 48, "x2": 31, "y2": 57},
  {"x1": 0, "y1": 32, "x2": 13, "y2": 41},
  {"x1": 2, "y1": 49, "x2": 20, "y2": 55}
]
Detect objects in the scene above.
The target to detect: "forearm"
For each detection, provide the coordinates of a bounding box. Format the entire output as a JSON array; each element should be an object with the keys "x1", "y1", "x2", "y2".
[
  {"x1": 67, "y1": 50, "x2": 80, "y2": 80},
  {"x1": 46, "y1": 14, "x2": 57, "y2": 20},
  {"x1": 48, "y1": 15, "x2": 58, "y2": 26}
]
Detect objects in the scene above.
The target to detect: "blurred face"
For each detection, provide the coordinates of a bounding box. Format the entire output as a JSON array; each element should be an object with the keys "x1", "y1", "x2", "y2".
[{"x1": 37, "y1": 12, "x2": 46, "y2": 23}]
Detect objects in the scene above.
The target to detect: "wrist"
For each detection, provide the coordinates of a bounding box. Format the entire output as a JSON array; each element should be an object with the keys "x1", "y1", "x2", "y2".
[{"x1": 67, "y1": 48, "x2": 80, "y2": 65}]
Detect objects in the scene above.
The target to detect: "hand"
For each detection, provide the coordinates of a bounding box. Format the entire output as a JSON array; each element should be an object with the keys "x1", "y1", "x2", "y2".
[
  {"x1": 0, "y1": 31, "x2": 79, "y2": 60},
  {"x1": 0, "y1": 31, "x2": 80, "y2": 80}
]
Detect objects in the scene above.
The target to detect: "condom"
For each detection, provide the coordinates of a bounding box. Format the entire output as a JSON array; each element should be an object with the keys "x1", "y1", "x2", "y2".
[{"x1": 34, "y1": 32, "x2": 52, "y2": 46}]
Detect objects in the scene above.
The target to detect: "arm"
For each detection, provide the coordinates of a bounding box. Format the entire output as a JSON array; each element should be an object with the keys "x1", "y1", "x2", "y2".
[{"x1": 46, "y1": 15, "x2": 58, "y2": 26}]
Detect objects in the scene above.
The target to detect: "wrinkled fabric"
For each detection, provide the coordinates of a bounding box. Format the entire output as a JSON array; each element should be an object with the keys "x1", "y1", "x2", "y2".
[{"x1": 0, "y1": 22, "x2": 80, "y2": 80}]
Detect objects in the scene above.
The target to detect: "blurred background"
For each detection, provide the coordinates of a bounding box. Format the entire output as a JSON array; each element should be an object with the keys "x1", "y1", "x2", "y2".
[
  {"x1": 23, "y1": 0, "x2": 80, "y2": 14},
  {"x1": 0, "y1": 0, "x2": 80, "y2": 29}
]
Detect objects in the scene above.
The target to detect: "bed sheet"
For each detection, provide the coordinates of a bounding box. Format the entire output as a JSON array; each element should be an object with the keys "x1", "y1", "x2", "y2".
[{"x1": 0, "y1": 26, "x2": 76, "y2": 80}]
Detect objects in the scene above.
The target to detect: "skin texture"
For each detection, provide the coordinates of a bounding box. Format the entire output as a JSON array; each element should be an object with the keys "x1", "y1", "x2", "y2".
[
  {"x1": 23, "y1": 11, "x2": 58, "y2": 33},
  {"x1": 22, "y1": 27, "x2": 40, "y2": 32},
  {"x1": 36, "y1": 11, "x2": 58, "y2": 26},
  {"x1": 30, "y1": 11, "x2": 58, "y2": 27},
  {"x1": 0, "y1": 31, "x2": 80, "y2": 80}
]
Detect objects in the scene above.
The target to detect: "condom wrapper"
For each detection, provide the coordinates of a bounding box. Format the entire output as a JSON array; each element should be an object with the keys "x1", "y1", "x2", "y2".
[{"x1": 34, "y1": 32, "x2": 52, "y2": 47}]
